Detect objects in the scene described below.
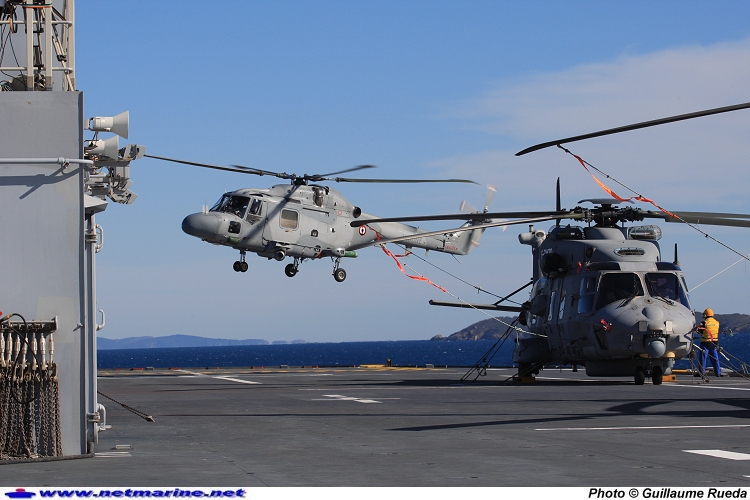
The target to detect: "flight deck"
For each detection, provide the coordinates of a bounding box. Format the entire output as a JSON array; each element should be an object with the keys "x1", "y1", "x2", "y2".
[{"x1": 2, "y1": 367, "x2": 750, "y2": 487}]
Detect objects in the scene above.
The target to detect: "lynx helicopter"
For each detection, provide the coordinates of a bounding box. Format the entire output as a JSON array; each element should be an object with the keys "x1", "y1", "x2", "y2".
[
  {"x1": 352, "y1": 101, "x2": 750, "y2": 385},
  {"x1": 145, "y1": 154, "x2": 490, "y2": 282}
]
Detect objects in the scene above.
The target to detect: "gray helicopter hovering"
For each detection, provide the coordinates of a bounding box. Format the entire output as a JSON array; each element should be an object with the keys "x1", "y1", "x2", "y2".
[
  {"x1": 145, "y1": 155, "x2": 489, "y2": 282},
  {"x1": 352, "y1": 101, "x2": 750, "y2": 385}
]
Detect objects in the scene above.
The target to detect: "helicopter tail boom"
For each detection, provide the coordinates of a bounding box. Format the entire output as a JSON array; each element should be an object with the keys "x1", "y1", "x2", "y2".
[{"x1": 358, "y1": 219, "x2": 487, "y2": 255}]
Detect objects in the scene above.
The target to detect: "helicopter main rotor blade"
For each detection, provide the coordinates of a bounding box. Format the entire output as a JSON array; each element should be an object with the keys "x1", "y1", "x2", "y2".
[
  {"x1": 329, "y1": 177, "x2": 477, "y2": 184},
  {"x1": 641, "y1": 211, "x2": 750, "y2": 228},
  {"x1": 316, "y1": 165, "x2": 376, "y2": 177},
  {"x1": 516, "y1": 101, "x2": 750, "y2": 156},
  {"x1": 666, "y1": 211, "x2": 750, "y2": 220},
  {"x1": 428, "y1": 300, "x2": 524, "y2": 313},
  {"x1": 230, "y1": 164, "x2": 293, "y2": 178},
  {"x1": 350, "y1": 210, "x2": 571, "y2": 227},
  {"x1": 144, "y1": 155, "x2": 289, "y2": 178}
]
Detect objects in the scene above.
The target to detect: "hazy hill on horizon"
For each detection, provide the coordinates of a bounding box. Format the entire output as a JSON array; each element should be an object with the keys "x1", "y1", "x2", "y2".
[{"x1": 97, "y1": 334, "x2": 305, "y2": 350}]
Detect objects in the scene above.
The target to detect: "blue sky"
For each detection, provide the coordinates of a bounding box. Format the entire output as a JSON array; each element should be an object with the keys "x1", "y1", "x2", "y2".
[{"x1": 77, "y1": 1, "x2": 750, "y2": 342}]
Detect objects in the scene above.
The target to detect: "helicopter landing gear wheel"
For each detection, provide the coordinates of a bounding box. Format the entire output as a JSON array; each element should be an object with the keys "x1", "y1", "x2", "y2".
[
  {"x1": 234, "y1": 251, "x2": 248, "y2": 272},
  {"x1": 652, "y1": 365, "x2": 663, "y2": 385},
  {"x1": 332, "y1": 257, "x2": 346, "y2": 282},
  {"x1": 285, "y1": 263, "x2": 298, "y2": 277},
  {"x1": 634, "y1": 366, "x2": 646, "y2": 385}
]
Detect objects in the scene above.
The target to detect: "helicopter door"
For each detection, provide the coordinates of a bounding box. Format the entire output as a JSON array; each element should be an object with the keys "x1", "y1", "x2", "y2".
[
  {"x1": 263, "y1": 203, "x2": 301, "y2": 245},
  {"x1": 240, "y1": 198, "x2": 266, "y2": 247}
]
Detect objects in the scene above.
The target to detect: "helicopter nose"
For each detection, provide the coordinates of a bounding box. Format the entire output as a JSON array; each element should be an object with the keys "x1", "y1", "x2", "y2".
[
  {"x1": 641, "y1": 305, "x2": 664, "y2": 329},
  {"x1": 182, "y1": 212, "x2": 221, "y2": 240}
]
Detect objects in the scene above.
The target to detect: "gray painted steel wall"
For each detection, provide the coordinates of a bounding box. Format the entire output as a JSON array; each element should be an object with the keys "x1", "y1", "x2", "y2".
[{"x1": 0, "y1": 92, "x2": 87, "y2": 455}]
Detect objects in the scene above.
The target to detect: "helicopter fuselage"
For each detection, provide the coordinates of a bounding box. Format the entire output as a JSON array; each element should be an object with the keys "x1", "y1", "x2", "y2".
[
  {"x1": 181, "y1": 183, "x2": 484, "y2": 280},
  {"x1": 514, "y1": 224, "x2": 695, "y2": 383}
]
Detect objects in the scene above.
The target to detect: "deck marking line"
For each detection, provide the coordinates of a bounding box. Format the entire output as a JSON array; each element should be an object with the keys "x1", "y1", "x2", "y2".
[
  {"x1": 536, "y1": 424, "x2": 750, "y2": 431},
  {"x1": 684, "y1": 450, "x2": 750, "y2": 461},
  {"x1": 320, "y1": 394, "x2": 383, "y2": 404},
  {"x1": 668, "y1": 383, "x2": 750, "y2": 392},
  {"x1": 213, "y1": 376, "x2": 261, "y2": 385},
  {"x1": 95, "y1": 451, "x2": 131, "y2": 458}
]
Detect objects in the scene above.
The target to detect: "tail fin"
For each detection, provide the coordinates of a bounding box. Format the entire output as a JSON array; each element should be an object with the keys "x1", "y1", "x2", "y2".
[{"x1": 454, "y1": 222, "x2": 486, "y2": 255}]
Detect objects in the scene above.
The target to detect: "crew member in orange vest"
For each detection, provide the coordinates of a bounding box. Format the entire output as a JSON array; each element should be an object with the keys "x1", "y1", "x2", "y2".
[{"x1": 696, "y1": 308, "x2": 722, "y2": 377}]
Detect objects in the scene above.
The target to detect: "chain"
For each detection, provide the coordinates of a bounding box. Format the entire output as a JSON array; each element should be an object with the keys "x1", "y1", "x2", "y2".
[
  {"x1": 52, "y1": 363, "x2": 62, "y2": 456},
  {"x1": 0, "y1": 325, "x2": 61, "y2": 459},
  {"x1": 21, "y1": 377, "x2": 32, "y2": 456},
  {"x1": 39, "y1": 371, "x2": 51, "y2": 456},
  {"x1": 8, "y1": 377, "x2": 22, "y2": 456},
  {"x1": 0, "y1": 366, "x2": 8, "y2": 457}
]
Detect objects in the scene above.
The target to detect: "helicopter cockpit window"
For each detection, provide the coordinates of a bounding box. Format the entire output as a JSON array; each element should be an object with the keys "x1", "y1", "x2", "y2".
[
  {"x1": 596, "y1": 273, "x2": 644, "y2": 310},
  {"x1": 645, "y1": 272, "x2": 690, "y2": 308},
  {"x1": 577, "y1": 275, "x2": 598, "y2": 314},
  {"x1": 210, "y1": 194, "x2": 251, "y2": 218},
  {"x1": 246, "y1": 198, "x2": 263, "y2": 219},
  {"x1": 210, "y1": 194, "x2": 230, "y2": 212}
]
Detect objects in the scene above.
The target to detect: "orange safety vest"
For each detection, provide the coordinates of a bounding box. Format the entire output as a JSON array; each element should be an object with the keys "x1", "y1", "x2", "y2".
[{"x1": 700, "y1": 316, "x2": 719, "y2": 343}]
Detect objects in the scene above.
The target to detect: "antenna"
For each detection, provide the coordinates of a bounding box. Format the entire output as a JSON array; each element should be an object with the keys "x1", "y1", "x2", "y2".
[
  {"x1": 555, "y1": 178, "x2": 561, "y2": 227},
  {"x1": 0, "y1": 1, "x2": 76, "y2": 90}
]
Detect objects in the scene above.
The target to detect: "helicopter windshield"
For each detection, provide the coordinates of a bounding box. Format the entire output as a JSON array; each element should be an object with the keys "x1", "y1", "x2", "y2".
[
  {"x1": 210, "y1": 194, "x2": 251, "y2": 218},
  {"x1": 645, "y1": 272, "x2": 691, "y2": 308},
  {"x1": 596, "y1": 272, "x2": 644, "y2": 310}
]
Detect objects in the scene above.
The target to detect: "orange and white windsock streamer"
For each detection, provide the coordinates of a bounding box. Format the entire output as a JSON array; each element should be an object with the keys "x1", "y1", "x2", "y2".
[
  {"x1": 370, "y1": 226, "x2": 447, "y2": 293},
  {"x1": 571, "y1": 153, "x2": 678, "y2": 219}
]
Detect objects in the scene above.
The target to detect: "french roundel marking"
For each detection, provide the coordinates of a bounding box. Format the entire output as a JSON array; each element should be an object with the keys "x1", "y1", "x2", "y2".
[{"x1": 358, "y1": 226, "x2": 367, "y2": 236}]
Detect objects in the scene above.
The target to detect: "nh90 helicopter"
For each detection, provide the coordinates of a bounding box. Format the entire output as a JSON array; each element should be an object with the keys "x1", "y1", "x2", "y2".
[
  {"x1": 145, "y1": 156, "x2": 488, "y2": 282},
  {"x1": 353, "y1": 101, "x2": 750, "y2": 385}
]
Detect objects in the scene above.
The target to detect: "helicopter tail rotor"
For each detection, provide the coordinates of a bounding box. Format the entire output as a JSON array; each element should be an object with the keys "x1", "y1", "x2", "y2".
[
  {"x1": 484, "y1": 184, "x2": 497, "y2": 213},
  {"x1": 460, "y1": 184, "x2": 497, "y2": 215},
  {"x1": 459, "y1": 184, "x2": 505, "y2": 237},
  {"x1": 459, "y1": 200, "x2": 479, "y2": 214}
]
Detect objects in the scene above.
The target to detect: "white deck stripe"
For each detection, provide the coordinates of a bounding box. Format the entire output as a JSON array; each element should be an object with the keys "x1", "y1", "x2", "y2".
[
  {"x1": 684, "y1": 450, "x2": 750, "y2": 461},
  {"x1": 536, "y1": 424, "x2": 750, "y2": 431},
  {"x1": 317, "y1": 394, "x2": 384, "y2": 404},
  {"x1": 672, "y1": 384, "x2": 750, "y2": 392},
  {"x1": 95, "y1": 451, "x2": 131, "y2": 458},
  {"x1": 213, "y1": 376, "x2": 261, "y2": 385},
  {"x1": 175, "y1": 370, "x2": 261, "y2": 384}
]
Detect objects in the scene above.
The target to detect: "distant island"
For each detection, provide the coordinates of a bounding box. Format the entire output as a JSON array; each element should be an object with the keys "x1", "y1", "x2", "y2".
[
  {"x1": 97, "y1": 313, "x2": 750, "y2": 349},
  {"x1": 97, "y1": 334, "x2": 306, "y2": 350}
]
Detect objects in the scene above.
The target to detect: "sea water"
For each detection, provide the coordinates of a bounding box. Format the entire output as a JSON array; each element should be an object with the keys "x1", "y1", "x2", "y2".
[{"x1": 97, "y1": 335, "x2": 750, "y2": 371}]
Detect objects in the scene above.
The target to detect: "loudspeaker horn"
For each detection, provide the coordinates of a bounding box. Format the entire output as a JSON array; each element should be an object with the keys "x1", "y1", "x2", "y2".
[
  {"x1": 89, "y1": 135, "x2": 120, "y2": 159},
  {"x1": 88, "y1": 111, "x2": 129, "y2": 139}
]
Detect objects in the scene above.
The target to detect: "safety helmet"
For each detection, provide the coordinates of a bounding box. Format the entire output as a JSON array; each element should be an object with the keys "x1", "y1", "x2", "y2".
[{"x1": 703, "y1": 308, "x2": 714, "y2": 317}]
